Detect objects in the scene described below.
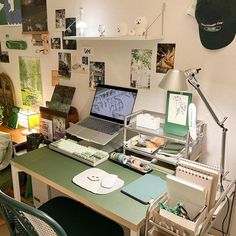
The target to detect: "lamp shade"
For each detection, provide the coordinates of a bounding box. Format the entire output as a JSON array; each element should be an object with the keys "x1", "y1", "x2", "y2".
[
  {"x1": 18, "y1": 110, "x2": 39, "y2": 135},
  {"x1": 159, "y1": 69, "x2": 188, "y2": 91}
]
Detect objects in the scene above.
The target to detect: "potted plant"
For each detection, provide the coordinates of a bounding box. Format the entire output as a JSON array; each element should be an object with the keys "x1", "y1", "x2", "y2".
[{"x1": 0, "y1": 106, "x2": 4, "y2": 125}]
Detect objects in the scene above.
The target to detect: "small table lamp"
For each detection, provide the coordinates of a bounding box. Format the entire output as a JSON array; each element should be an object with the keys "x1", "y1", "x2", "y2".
[
  {"x1": 159, "y1": 68, "x2": 228, "y2": 192},
  {"x1": 18, "y1": 110, "x2": 40, "y2": 135}
]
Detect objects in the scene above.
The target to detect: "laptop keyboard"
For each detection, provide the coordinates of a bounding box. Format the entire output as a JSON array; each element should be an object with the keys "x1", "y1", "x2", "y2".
[{"x1": 80, "y1": 117, "x2": 121, "y2": 135}]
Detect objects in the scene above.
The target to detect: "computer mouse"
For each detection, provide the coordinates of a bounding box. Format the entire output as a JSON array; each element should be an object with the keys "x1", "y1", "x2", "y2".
[{"x1": 101, "y1": 174, "x2": 118, "y2": 189}]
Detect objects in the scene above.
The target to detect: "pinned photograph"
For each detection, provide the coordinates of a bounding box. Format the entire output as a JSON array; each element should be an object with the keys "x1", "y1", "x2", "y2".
[
  {"x1": 0, "y1": 51, "x2": 9, "y2": 63},
  {"x1": 51, "y1": 70, "x2": 59, "y2": 86},
  {"x1": 58, "y1": 52, "x2": 71, "y2": 79},
  {"x1": 0, "y1": 0, "x2": 21, "y2": 25},
  {"x1": 51, "y1": 38, "x2": 61, "y2": 49},
  {"x1": 130, "y1": 49, "x2": 152, "y2": 89},
  {"x1": 19, "y1": 56, "x2": 43, "y2": 107},
  {"x1": 156, "y1": 43, "x2": 176, "y2": 73},
  {"x1": 89, "y1": 61, "x2": 105, "y2": 90},
  {"x1": 21, "y1": 0, "x2": 48, "y2": 33},
  {"x1": 64, "y1": 17, "x2": 76, "y2": 36},
  {"x1": 72, "y1": 55, "x2": 88, "y2": 74},
  {"x1": 52, "y1": 116, "x2": 66, "y2": 140},
  {"x1": 40, "y1": 118, "x2": 53, "y2": 141},
  {"x1": 55, "y1": 9, "x2": 65, "y2": 31},
  {"x1": 63, "y1": 39, "x2": 77, "y2": 50},
  {"x1": 79, "y1": 47, "x2": 94, "y2": 56}
]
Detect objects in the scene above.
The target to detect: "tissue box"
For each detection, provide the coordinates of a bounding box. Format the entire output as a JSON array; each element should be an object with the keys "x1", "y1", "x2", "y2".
[{"x1": 136, "y1": 113, "x2": 160, "y2": 130}]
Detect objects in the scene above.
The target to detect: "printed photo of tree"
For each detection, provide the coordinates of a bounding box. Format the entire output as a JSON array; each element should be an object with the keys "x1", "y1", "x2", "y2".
[
  {"x1": 130, "y1": 49, "x2": 152, "y2": 89},
  {"x1": 19, "y1": 56, "x2": 43, "y2": 107},
  {"x1": 89, "y1": 61, "x2": 105, "y2": 90}
]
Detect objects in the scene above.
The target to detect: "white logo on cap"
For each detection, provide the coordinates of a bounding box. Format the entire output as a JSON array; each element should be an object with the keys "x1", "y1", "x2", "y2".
[{"x1": 201, "y1": 21, "x2": 223, "y2": 32}]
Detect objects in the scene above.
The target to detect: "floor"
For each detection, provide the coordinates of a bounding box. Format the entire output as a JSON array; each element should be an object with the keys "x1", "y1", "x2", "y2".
[{"x1": 0, "y1": 219, "x2": 9, "y2": 236}]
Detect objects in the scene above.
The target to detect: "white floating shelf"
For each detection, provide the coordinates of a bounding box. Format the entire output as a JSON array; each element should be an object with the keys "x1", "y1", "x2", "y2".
[{"x1": 63, "y1": 35, "x2": 162, "y2": 41}]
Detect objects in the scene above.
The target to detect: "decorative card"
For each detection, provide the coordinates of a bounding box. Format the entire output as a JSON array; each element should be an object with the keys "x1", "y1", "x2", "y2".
[
  {"x1": 164, "y1": 91, "x2": 192, "y2": 136},
  {"x1": 40, "y1": 118, "x2": 53, "y2": 141},
  {"x1": 52, "y1": 116, "x2": 66, "y2": 140}
]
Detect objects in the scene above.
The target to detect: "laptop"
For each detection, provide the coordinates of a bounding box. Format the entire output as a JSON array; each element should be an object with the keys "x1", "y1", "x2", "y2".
[{"x1": 66, "y1": 84, "x2": 138, "y2": 145}]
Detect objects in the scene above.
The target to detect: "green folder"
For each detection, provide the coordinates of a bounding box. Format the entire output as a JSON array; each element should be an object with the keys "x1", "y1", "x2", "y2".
[{"x1": 121, "y1": 174, "x2": 166, "y2": 204}]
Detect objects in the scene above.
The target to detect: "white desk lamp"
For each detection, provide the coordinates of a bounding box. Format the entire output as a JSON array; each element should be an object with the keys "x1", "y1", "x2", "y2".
[{"x1": 159, "y1": 68, "x2": 228, "y2": 192}]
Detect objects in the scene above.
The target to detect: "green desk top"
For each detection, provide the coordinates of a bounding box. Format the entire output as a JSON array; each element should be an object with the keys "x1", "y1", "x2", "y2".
[{"x1": 11, "y1": 147, "x2": 166, "y2": 231}]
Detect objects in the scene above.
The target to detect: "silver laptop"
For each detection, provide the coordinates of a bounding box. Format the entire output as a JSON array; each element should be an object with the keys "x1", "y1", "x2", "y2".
[{"x1": 66, "y1": 84, "x2": 138, "y2": 145}]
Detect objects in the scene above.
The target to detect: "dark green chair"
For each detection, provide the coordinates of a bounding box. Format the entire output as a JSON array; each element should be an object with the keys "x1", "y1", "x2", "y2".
[{"x1": 0, "y1": 190, "x2": 124, "y2": 236}]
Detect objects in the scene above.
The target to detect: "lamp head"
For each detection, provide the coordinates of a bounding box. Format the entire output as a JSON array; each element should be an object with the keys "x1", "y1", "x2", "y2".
[{"x1": 159, "y1": 69, "x2": 188, "y2": 91}]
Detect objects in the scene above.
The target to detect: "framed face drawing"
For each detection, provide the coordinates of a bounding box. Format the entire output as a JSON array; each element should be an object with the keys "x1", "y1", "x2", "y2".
[
  {"x1": 21, "y1": 0, "x2": 48, "y2": 34},
  {"x1": 164, "y1": 91, "x2": 192, "y2": 136}
]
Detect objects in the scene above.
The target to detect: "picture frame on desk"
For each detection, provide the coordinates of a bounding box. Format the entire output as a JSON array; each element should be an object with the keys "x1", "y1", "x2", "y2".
[
  {"x1": 52, "y1": 116, "x2": 66, "y2": 140},
  {"x1": 164, "y1": 91, "x2": 192, "y2": 137},
  {"x1": 39, "y1": 118, "x2": 53, "y2": 141}
]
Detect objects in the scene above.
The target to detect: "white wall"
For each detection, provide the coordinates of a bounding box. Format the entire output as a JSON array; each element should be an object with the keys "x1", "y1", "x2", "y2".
[{"x1": 1, "y1": 0, "x2": 236, "y2": 234}]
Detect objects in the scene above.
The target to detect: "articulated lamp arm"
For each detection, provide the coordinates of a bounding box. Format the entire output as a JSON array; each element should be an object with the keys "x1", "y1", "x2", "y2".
[{"x1": 187, "y1": 74, "x2": 228, "y2": 191}]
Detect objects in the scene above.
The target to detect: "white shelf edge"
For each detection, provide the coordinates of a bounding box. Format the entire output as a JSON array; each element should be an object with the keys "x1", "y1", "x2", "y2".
[{"x1": 63, "y1": 35, "x2": 162, "y2": 41}]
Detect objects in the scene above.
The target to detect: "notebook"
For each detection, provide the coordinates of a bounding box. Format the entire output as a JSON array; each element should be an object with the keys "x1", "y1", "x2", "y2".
[
  {"x1": 176, "y1": 165, "x2": 213, "y2": 210},
  {"x1": 121, "y1": 174, "x2": 166, "y2": 204},
  {"x1": 66, "y1": 84, "x2": 138, "y2": 145},
  {"x1": 177, "y1": 159, "x2": 219, "y2": 210}
]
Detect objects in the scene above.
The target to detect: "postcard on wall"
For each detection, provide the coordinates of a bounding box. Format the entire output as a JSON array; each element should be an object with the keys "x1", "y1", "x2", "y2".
[
  {"x1": 72, "y1": 55, "x2": 88, "y2": 74},
  {"x1": 156, "y1": 43, "x2": 176, "y2": 74},
  {"x1": 79, "y1": 47, "x2": 94, "y2": 56},
  {"x1": 0, "y1": 51, "x2": 9, "y2": 63},
  {"x1": 89, "y1": 61, "x2": 105, "y2": 90},
  {"x1": 64, "y1": 17, "x2": 76, "y2": 36},
  {"x1": 51, "y1": 38, "x2": 61, "y2": 49},
  {"x1": 130, "y1": 49, "x2": 152, "y2": 89},
  {"x1": 55, "y1": 9, "x2": 65, "y2": 31},
  {"x1": 21, "y1": 0, "x2": 48, "y2": 33},
  {"x1": 58, "y1": 52, "x2": 71, "y2": 79},
  {"x1": 49, "y1": 85, "x2": 76, "y2": 113},
  {"x1": 63, "y1": 39, "x2": 77, "y2": 50},
  {"x1": 19, "y1": 56, "x2": 43, "y2": 107},
  {"x1": 0, "y1": 0, "x2": 21, "y2": 25},
  {"x1": 51, "y1": 70, "x2": 59, "y2": 86},
  {"x1": 40, "y1": 118, "x2": 53, "y2": 141},
  {"x1": 52, "y1": 116, "x2": 66, "y2": 140}
]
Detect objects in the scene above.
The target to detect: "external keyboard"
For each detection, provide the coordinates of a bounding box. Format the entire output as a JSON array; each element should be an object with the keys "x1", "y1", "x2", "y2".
[{"x1": 49, "y1": 139, "x2": 109, "y2": 166}]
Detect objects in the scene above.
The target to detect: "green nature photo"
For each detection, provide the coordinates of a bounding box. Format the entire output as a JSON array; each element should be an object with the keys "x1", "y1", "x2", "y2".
[{"x1": 19, "y1": 56, "x2": 43, "y2": 107}]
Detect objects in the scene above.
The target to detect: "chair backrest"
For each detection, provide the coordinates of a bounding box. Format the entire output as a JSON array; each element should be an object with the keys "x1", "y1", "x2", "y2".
[
  {"x1": 0, "y1": 131, "x2": 13, "y2": 171},
  {"x1": 0, "y1": 190, "x2": 67, "y2": 236}
]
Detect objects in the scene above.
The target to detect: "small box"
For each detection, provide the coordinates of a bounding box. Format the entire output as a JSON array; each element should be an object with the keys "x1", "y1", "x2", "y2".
[{"x1": 136, "y1": 113, "x2": 160, "y2": 130}]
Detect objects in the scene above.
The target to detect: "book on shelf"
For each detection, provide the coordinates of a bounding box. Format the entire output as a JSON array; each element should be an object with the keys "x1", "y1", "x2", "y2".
[
  {"x1": 126, "y1": 134, "x2": 165, "y2": 154},
  {"x1": 157, "y1": 142, "x2": 185, "y2": 157}
]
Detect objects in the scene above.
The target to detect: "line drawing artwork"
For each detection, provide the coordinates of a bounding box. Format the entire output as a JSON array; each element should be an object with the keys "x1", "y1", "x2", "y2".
[{"x1": 168, "y1": 93, "x2": 189, "y2": 125}]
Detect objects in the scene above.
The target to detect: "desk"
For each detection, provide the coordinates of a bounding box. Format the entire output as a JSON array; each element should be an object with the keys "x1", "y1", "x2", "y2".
[
  {"x1": 10, "y1": 147, "x2": 166, "y2": 236},
  {"x1": 0, "y1": 124, "x2": 26, "y2": 144}
]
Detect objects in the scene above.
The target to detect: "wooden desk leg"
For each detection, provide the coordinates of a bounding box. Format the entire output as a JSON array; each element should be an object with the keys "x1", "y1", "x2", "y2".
[
  {"x1": 130, "y1": 229, "x2": 140, "y2": 236},
  {"x1": 11, "y1": 165, "x2": 21, "y2": 201}
]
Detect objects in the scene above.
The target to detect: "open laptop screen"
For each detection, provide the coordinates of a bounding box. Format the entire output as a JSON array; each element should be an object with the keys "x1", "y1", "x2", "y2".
[{"x1": 90, "y1": 84, "x2": 138, "y2": 124}]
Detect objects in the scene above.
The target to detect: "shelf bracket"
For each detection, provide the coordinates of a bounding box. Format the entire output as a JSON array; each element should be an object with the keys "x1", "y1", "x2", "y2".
[{"x1": 145, "y1": 2, "x2": 166, "y2": 39}]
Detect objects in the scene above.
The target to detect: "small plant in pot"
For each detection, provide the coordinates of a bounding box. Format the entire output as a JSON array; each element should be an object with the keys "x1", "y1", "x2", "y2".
[{"x1": 0, "y1": 106, "x2": 4, "y2": 125}]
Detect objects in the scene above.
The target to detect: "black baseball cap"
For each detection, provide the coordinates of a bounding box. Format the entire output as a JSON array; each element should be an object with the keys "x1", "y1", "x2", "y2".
[{"x1": 195, "y1": 0, "x2": 236, "y2": 50}]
